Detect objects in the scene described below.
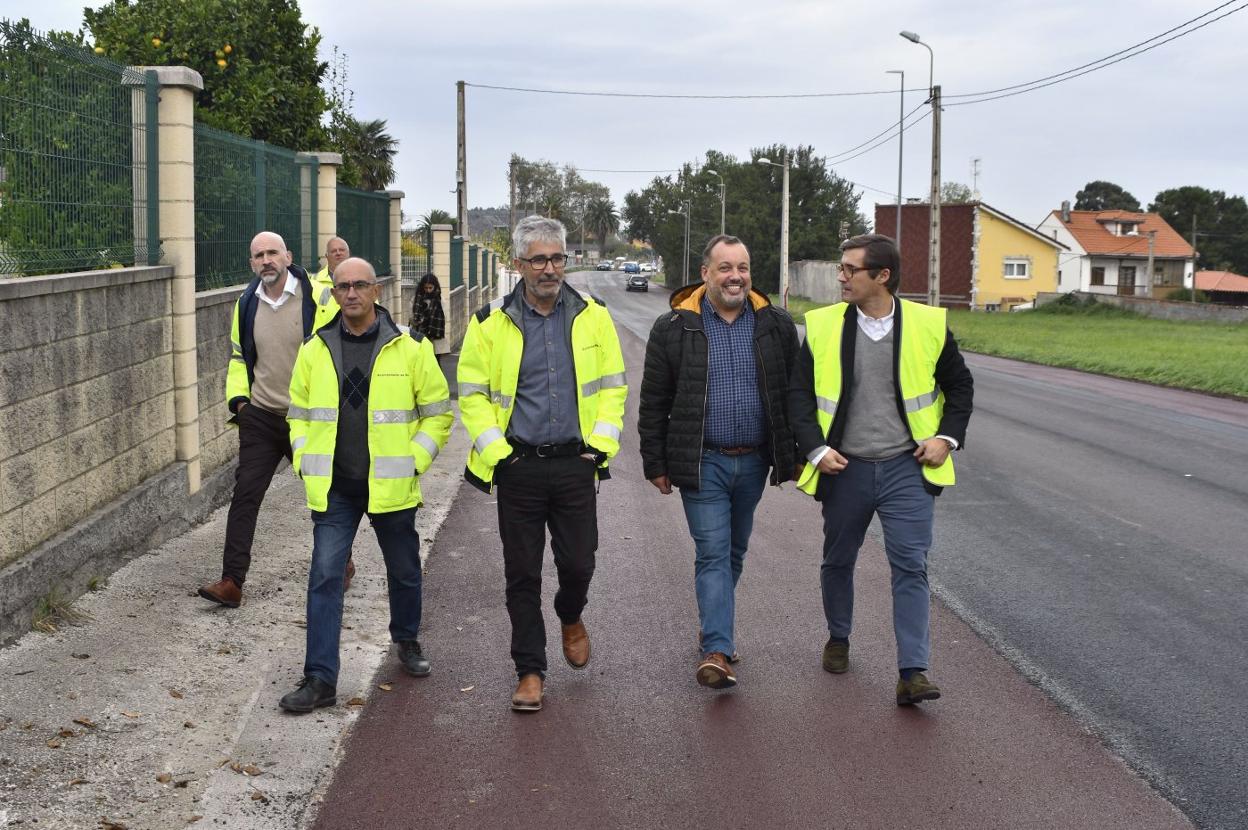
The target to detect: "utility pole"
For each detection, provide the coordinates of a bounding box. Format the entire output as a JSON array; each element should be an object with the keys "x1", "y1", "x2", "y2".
[
  {"x1": 456, "y1": 80, "x2": 468, "y2": 238},
  {"x1": 971, "y1": 157, "x2": 981, "y2": 200},
  {"x1": 508, "y1": 157, "x2": 517, "y2": 254},
  {"x1": 886, "y1": 69, "x2": 904, "y2": 246},
  {"x1": 1145, "y1": 230, "x2": 1156, "y2": 298},
  {"x1": 928, "y1": 84, "x2": 942, "y2": 307},
  {"x1": 1190, "y1": 217, "x2": 1199, "y2": 303},
  {"x1": 683, "y1": 204, "x2": 691, "y2": 287},
  {"x1": 780, "y1": 148, "x2": 790, "y2": 309}
]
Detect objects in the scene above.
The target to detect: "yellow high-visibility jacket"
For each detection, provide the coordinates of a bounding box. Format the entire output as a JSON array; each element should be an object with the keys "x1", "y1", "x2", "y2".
[
  {"x1": 287, "y1": 306, "x2": 453, "y2": 513},
  {"x1": 796, "y1": 298, "x2": 956, "y2": 495},
  {"x1": 225, "y1": 266, "x2": 338, "y2": 419},
  {"x1": 458, "y1": 283, "x2": 627, "y2": 493}
]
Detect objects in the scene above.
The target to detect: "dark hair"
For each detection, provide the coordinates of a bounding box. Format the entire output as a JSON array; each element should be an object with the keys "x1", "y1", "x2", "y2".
[
  {"x1": 417, "y1": 272, "x2": 441, "y2": 294},
  {"x1": 700, "y1": 233, "x2": 746, "y2": 265},
  {"x1": 840, "y1": 233, "x2": 900, "y2": 293}
]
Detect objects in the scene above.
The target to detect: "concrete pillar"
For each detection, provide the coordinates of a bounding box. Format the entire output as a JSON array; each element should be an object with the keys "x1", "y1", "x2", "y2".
[
  {"x1": 385, "y1": 190, "x2": 404, "y2": 309},
  {"x1": 304, "y1": 151, "x2": 342, "y2": 273},
  {"x1": 128, "y1": 66, "x2": 204, "y2": 493},
  {"x1": 430, "y1": 225, "x2": 453, "y2": 353}
]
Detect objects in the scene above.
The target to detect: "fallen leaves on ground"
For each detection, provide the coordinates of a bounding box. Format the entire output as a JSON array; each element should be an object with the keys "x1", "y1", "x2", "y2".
[
  {"x1": 46, "y1": 737, "x2": 62, "y2": 748},
  {"x1": 119, "y1": 711, "x2": 140, "y2": 719},
  {"x1": 169, "y1": 689, "x2": 184, "y2": 699},
  {"x1": 229, "y1": 761, "x2": 264, "y2": 776},
  {"x1": 250, "y1": 789, "x2": 269, "y2": 802},
  {"x1": 156, "y1": 772, "x2": 172, "y2": 784},
  {"x1": 71, "y1": 653, "x2": 90, "y2": 659},
  {"x1": 378, "y1": 682, "x2": 393, "y2": 692},
  {"x1": 58, "y1": 728, "x2": 76, "y2": 737},
  {"x1": 73, "y1": 717, "x2": 97, "y2": 728},
  {"x1": 347, "y1": 697, "x2": 366, "y2": 707},
  {"x1": 459, "y1": 685, "x2": 475, "y2": 692},
  {"x1": 100, "y1": 820, "x2": 128, "y2": 829},
  {"x1": 69, "y1": 778, "x2": 89, "y2": 786}
]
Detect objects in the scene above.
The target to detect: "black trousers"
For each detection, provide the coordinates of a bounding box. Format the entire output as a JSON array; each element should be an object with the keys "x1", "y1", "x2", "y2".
[
  {"x1": 222, "y1": 404, "x2": 292, "y2": 585},
  {"x1": 495, "y1": 454, "x2": 598, "y2": 678}
]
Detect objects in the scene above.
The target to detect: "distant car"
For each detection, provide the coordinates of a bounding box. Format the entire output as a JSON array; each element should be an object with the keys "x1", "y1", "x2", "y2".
[
  {"x1": 596, "y1": 261, "x2": 613, "y2": 271},
  {"x1": 623, "y1": 261, "x2": 641, "y2": 274},
  {"x1": 639, "y1": 262, "x2": 655, "y2": 273},
  {"x1": 626, "y1": 274, "x2": 649, "y2": 292}
]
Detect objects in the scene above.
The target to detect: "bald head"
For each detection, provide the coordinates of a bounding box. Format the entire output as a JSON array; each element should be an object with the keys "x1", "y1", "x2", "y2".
[
  {"x1": 249, "y1": 231, "x2": 289, "y2": 287},
  {"x1": 334, "y1": 257, "x2": 375, "y2": 282},
  {"x1": 325, "y1": 236, "x2": 350, "y2": 273}
]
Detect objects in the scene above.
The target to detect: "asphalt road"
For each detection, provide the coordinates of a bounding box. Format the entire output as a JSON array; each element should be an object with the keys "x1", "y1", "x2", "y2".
[
  {"x1": 591, "y1": 272, "x2": 1246, "y2": 830},
  {"x1": 311, "y1": 273, "x2": 1202, "y2": 830}
]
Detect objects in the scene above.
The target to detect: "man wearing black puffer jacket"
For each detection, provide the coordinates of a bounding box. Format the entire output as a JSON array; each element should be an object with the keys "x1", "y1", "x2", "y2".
[{"x1": 638, "y1": 234, "x2": 800, "y2": 690}]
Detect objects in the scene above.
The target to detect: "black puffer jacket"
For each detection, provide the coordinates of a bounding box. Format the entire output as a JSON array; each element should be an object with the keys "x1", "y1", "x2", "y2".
[{"x1": 638, "y1": 282, "x2": 800, "y2": 490}]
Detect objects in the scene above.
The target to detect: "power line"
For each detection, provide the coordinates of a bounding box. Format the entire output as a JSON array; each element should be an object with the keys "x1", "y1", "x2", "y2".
[
  {"x1": 825, "y1": 101, "x2": 928, "y2": 161},
  {"x1": 465, "y1": 82, "x2": 926, "y2": 100}
]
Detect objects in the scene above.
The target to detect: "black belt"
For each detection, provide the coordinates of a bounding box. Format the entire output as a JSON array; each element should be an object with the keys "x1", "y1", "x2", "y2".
[
  {"x1": 710, "y1": 446, "x2": 759, "y2": 456},
  {"x1": 510, "y1": 440, "x2": 585, "y2": 459}
]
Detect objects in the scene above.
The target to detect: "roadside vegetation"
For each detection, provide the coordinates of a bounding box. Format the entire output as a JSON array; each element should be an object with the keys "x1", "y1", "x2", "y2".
[{"x1": 948, "y1": 298, "x2": 1248, "y2": 398}]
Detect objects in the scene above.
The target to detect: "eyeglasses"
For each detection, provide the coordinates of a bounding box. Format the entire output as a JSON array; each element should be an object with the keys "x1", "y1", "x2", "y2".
[
  {"x1": 517, "y1": 254, "x2": 569, "y2": 269},
  {"x1": 838, "y1": 263, "x2": 877, "y2": 278},
  {"x1": 332, "y1": 280, "x2": 378, "y2": 293}
]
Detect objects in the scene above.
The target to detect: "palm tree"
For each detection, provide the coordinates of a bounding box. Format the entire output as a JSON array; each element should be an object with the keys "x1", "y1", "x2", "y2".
[
  {"x1": 336, "y1": 116, "x2": 398, "y2": 191},
  {"x1": 585, "y1": 197, "x2": 619, "y2": 259},
  {"x1": 417, "y1": 209, "x2": 456, "y2": 234}
]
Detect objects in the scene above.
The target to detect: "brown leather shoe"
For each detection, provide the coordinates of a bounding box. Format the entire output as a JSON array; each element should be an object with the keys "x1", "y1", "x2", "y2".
[
  {"x1": 511, "y1": 673, "x2": 544, "y2": 712},
  {"x1": 561, "y1": 619, "x2": 590, "y2": 668},
  {"x1": 344, "y1": 559, "x2": 356, "y2": 593},
  {"x1": 696, "y1": 652, "x2": 737, "y2": 689},
  {"x1": 197, "y1": 577, "x2": 241, "y2": 608}
]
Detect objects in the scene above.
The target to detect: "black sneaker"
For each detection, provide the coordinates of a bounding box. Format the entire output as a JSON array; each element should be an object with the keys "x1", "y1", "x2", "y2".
[
  {"x1": 398, "y1": 640, "x2": 431, "y2": 677},
  {"x1": 279, "y1": 676, "x2": 336, "y2": 714}
]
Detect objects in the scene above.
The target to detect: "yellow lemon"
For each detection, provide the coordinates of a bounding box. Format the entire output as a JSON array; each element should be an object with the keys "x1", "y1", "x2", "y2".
[
  {"x1": 151, "y1": 37, "x2": 161, "y2": 47},
  {"x1": 93, "y1": 46, "x2": 104, "y2": 54},
  {"x1": 224, "y1": 44, "x2": 232, "y2": 53},
  {"x1": 216, "y1": 58, "x2": 227, "y2": 68}
]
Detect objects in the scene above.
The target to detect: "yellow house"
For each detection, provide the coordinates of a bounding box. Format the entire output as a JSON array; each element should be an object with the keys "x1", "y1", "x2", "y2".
[{"x1": 972, "y1": 203, "x2": 1065, "y2": 311}]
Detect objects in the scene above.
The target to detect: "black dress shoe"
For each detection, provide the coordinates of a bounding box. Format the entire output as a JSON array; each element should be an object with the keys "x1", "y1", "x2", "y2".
[
  {"x1": 398, "y1": 640, "x2": 431, "y2": 677},
  {"x1": 279, "y1": 676, "x2": 336, "y2": 714}
]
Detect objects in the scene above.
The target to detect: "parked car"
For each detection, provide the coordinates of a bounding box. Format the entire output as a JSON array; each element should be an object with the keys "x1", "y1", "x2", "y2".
[
  {"x1": 596, "y1": 261, "x2": 613, "y2": 271},
  {"x1": 639, "y1": 262, "x2": 655, "y2": 273},
  {"x1": 626, "y1": 274, "x2": 649, "y2": 292},
  {"x1": 623, "y1": 261, "x2": 641, "y2": 274}
]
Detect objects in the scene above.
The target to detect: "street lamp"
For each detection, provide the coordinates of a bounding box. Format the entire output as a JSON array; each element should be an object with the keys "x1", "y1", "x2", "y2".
[
  {"x1": 901, "y1": 29, "x2": 941, "y2": 307},
  {"x1": 885, "y1": 69, "x2": 904, "y2": 249},
  {"x1": 704, "y1": 168, "x2": 726, "y2": 235},
  {"x1": 757, "y1": 152, "x2": 791, "y2": 309},
  {"x1": 667, "y1": 205, "x2": 690, "y2": 287}
]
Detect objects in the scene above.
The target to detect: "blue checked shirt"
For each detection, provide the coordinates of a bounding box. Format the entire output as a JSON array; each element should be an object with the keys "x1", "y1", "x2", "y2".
[{"x1": 702, "y1": 296, "x2": 764, "y2": 448}]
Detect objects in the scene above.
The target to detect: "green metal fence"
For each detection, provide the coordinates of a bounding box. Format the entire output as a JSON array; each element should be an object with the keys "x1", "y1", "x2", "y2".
[
  {"x1": 449, "y1": 236, "x2": 463, "y2": 289},
  {"x1": 193, "y1": 123, "x2": 316, "y2": 290},
  {"x1": 337, "y1": 186, "x2": 390, "y2": 277},
  {"x1": 0, "y1": 20, "x2": 160, "y2": 276}
]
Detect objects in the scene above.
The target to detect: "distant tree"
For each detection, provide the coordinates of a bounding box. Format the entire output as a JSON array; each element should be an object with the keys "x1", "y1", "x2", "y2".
[
  {"x1": 1074, "y1": 180, "x2": 1141, "y2": 212},
  {"x1": 941, "y1": 181, "x2": 974, "y2": 204},
  {"x1": 417, "y1": 209, "x2": 456, "y2": 234},
  {"x1": 82, "y1": 0, "x2": 328, "y2": 150},
  {"x1": 1150, "y1": 186, "x2": 1248, "y2": 273},
  {"x1": 333, "y1": 116, "x2": 397, "y2": 191},
  {"x1": 585, "y1": 198, "x2": 620, "y2": 258}
]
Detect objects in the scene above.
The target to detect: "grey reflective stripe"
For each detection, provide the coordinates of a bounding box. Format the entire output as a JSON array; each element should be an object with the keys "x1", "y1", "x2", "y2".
[
  {"x1": 418, "y1": 399, "x2": 452, "y2": 417},
  {"x1": 807, "y1": 445, "x2": 830, "y2": 464},
  {"x1": 319, "y1": 286, "x2": 333, "y2": 305},
  {"x1": 904, "y1": 388, "x2": 940, "y2": 413},
  {"x1": 490, "y1": 391, "x2": 513, "y2": 409},
  {"x1": 230, "y1": 356, "x2": 246, "y2": 363},
  {"x1": 590, "y1": 421, "x2": 622, "y2": 442},
  {"x1": 374, "y1": 456, "x2": 415, "y2": 479},
  {"x1": 301, "y1": 454, "x2": 332, "y2": 477},
  {"x1": 474, "y1": 426, "x2": 505, "y2": 455},
  {"x1": 598, "y1": 371, "x2": 627, "y2": 389},
  {"x1": 288, "y1": 406, "x2": 337, "y2": 422},
  {"x1": 231, "y1": 340, "x2": 241, "y2": 352},
  {"x1": 412, "y1": 431, "x2": 440, "y2": 461},
  {"x1": 816, "y1": 396, "x2": 839, "y2": 419},
  {"x1": 459, "y1": 381, "x2": 489, "y2": 398},
  {"x1": 373, "y1": 409, "x2": 417, "y2": 424},
  {"x1": 291, "y1": 435, "x2": 307, "y2": 452},
  {"x1": 580, "y1": 378, "x2": 600, "y2": 397}
]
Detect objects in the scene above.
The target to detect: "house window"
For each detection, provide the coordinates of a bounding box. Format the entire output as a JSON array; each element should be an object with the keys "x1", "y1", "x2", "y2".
[
  {"x1": 1091, "y1": 266, "x2": 1105, "y2": 286},
  {"x1": 1120, "y1": 222, "x2": 1137, "y2": 235},
  {"x1": 1003, "y1": 258, "x2": 1030, "y2": 280}
]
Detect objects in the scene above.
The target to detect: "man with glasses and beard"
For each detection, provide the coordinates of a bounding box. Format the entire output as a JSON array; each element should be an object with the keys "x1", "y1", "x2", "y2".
[
  {"x1": 458, "y1": 215, "x2": 627, "y2": 713},
  {"x1": 638, "y1": 234, "x2": 800, "y2": 690}
]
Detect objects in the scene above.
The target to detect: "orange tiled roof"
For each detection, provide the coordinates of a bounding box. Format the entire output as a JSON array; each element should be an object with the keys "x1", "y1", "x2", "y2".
[
  {"x1": 1050, "y1": 209, "x2": 1193, "y2": 258},
  {"x1": 1196, "y1": 270, "x2": 1248, "y2": 293}
]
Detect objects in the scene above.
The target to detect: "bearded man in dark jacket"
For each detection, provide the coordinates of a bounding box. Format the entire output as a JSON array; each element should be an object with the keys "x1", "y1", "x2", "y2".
[{"x1": 638, "y1": 234, "x2": 800, "y2": 690}]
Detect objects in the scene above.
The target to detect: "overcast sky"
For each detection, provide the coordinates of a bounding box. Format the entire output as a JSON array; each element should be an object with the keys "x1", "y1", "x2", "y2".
[{"x1": 24, "y1": 0, "x2": 1248, "y2": 232}]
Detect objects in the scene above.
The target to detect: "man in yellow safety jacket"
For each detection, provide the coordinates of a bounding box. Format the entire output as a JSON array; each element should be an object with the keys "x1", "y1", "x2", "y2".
[
  {"x1": 311, "y1": 235, "x2": 350, "y2": 302},
  {"x1": 278, "y1": 257, "x2": 453, "y2": 714},
  {"x1": 458, "y1": 215, "x2": 627, "y2": 714},
  {"x1": 788, "y1": 233, "x2": 973, "y2": 707}
]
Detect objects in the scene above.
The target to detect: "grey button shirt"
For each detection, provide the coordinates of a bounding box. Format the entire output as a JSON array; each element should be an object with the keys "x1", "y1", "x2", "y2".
[{"x1": 507, "y1": 294, "x2": 581, "y2": 446}]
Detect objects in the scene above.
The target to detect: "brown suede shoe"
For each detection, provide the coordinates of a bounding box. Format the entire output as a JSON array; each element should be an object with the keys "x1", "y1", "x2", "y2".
[
  {"x1": 696, "y1": 652, "x2": 737, "y2": 689},
  {"x1": 511, "y1": 673, "x2": 544, "y2": 712},
  {"x1": 344, "y1": 559, "x2": 356, "y2": 593},
  {"x1": 197, "y1": 577, "x2": 241, "y2": 608},
  {"x1": 561, "y1": 619, "x2": 590, "y2": 669},
  {"x1": 698, "y1": 631, "x2": 740, "y2": 663}
]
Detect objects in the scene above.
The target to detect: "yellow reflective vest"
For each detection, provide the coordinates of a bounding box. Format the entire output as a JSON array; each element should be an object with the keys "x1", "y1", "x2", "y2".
[
  {"x1": 796, "y1": 298, "x2": 955, "y2": 495},
  {"x1": 458, "y1": 284, "x2": 628, "y2": 493},
  {"x1": 287, "y1": 307, "x2": 454, "y2": 513},
  {"x1": 225, "y1": 268, "x2": 338, "y2": 419}
]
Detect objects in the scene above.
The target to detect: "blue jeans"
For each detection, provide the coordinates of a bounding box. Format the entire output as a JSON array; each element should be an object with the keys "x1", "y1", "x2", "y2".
[
  {"x1": 680, "y1": 450, "x2": 768, "y2": 658},
  {"x1": 819, "y1": 452, "x2": 935, "y2": 670},
  {"x1": 304, "y1": 489, "x2": 423, "y2": 686}
]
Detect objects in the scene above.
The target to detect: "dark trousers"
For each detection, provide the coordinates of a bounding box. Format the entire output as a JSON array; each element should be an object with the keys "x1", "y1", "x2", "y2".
[
  {"x1": 495, "y1": 454, "x2": 598, "y2": 678},
  {"x1": 221, "y1": 404, "x2": 292, "y2": 585}
]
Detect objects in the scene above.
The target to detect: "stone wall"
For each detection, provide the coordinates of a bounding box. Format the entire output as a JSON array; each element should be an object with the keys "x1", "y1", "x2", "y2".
[
  {"x1": 0, "y1": 267, "x2": 176, "y2": 566},
  {"x1": 447, "y1": 286, "x2": 468, "y2": 350},
  {"x1": 788, "y1": 260, "x2": 842, "y2": 305},
  {"x1": 195, "y1": 286, "x2": 241, "y2": 475},
  {"x1": 1035, "y1": 292, "x2": 1248, "y2": 323}
]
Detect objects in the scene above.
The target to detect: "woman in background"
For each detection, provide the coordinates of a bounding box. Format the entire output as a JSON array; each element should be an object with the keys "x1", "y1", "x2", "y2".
[{"x1": 409, "y1": 273, "x2": 446, "y2": 341}]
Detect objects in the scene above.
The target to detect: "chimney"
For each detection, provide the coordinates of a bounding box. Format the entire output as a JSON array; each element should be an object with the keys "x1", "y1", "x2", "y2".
[{"x1": 1061, "y1": 200, "x2": 1071, "y2": 223}]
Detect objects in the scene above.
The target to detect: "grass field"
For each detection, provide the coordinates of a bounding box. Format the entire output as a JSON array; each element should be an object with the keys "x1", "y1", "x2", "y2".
[{"x1": 947, "y1": 304, "x2": 1248, "y2": 399}]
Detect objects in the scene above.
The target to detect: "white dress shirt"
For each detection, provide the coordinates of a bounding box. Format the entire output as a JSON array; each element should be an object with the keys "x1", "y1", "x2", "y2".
[{"x1": 256, "y1": 270, "x2": 299, "y2": 310}]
